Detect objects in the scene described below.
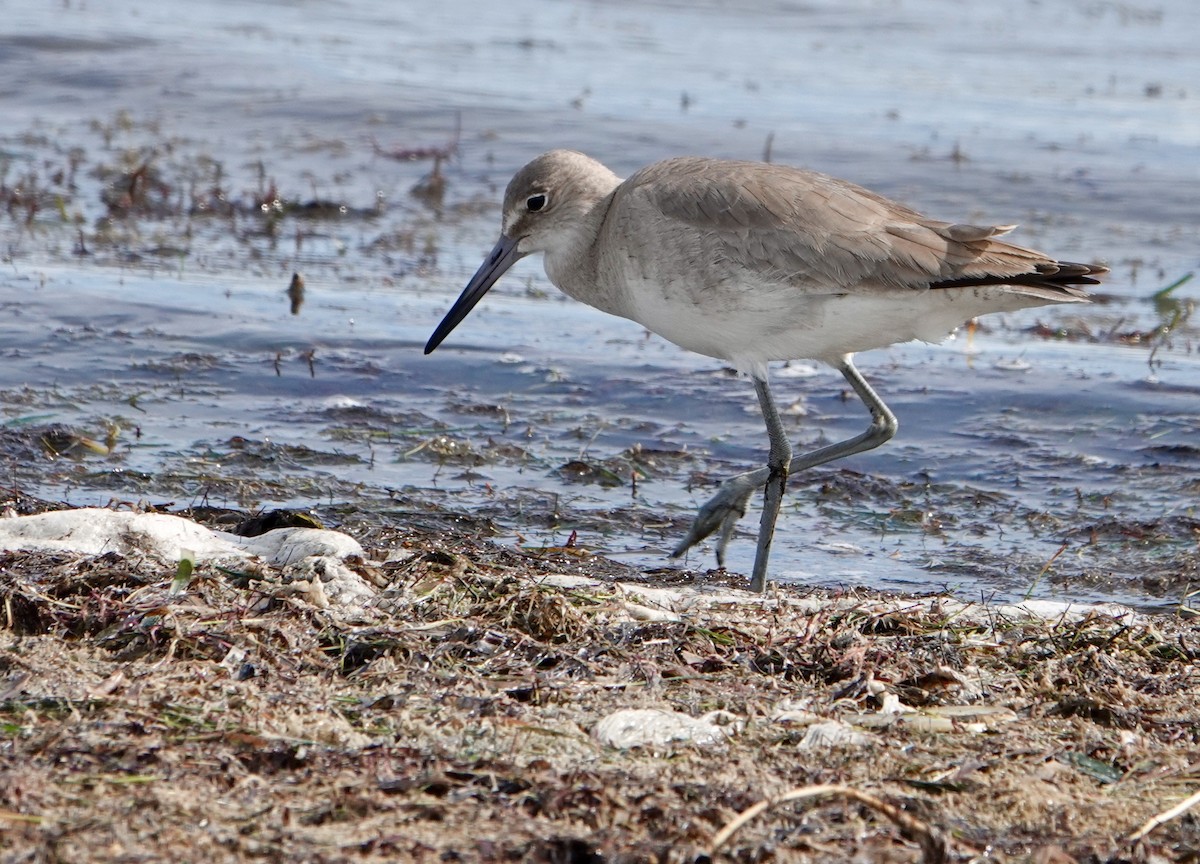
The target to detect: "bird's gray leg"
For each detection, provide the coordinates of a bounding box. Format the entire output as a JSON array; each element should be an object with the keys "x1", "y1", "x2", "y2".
[
  {"x1": 671, "y1": 356, "x2": 899, "y2": 589},
  {"x1": 749, "y1": 375, "x2": 791, "y2": 592}
]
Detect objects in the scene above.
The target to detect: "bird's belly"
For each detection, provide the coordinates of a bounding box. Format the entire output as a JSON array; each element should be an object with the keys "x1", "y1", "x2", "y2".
[{"x1": 625, "y1": 280, "x2": 1052, "y2": 376}]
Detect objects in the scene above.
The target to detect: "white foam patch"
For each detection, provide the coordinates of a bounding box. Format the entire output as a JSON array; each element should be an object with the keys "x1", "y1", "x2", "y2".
[
  {"x1": 774, "y1": 362, "x2": 820, "y2": 379},
  {"x1": 532, "y1": 572, "x2": 1140, "y2": 625}
]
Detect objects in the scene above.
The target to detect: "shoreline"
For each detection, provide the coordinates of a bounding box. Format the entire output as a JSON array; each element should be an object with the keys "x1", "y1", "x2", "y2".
[{"x1": 1, "y1": 496, "x2": 1197, "y2": 861}]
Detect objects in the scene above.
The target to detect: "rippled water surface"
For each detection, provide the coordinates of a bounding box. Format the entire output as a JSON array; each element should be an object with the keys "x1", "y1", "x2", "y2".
[{"x1": 1, "y1": 0, "x2": 1197, "y2": 608}]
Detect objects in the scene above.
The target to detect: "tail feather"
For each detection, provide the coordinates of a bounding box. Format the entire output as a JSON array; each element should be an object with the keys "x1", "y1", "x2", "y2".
[{"x1": 930, "y1": 260, "x2": 1108, "y2": 298}]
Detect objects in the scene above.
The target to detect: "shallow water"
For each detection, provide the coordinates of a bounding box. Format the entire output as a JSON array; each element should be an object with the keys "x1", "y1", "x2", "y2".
[{"x1": 1, "y1": 0, "x2": 1197, "y2": 609}]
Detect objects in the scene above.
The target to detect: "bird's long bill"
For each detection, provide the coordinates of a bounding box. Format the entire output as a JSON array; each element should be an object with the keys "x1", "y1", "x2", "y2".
[{"x1": 424, "y1": 235, "x2": 522, "y2": 354}]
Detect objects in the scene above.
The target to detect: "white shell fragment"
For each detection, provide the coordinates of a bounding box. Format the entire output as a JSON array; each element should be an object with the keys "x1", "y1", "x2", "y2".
[
  {"x1": 798, "y1": 720, "x2": 874, "y2": 750},
  {"x1": 592, "y1": 708, "x2": 738, "y2": 749}
]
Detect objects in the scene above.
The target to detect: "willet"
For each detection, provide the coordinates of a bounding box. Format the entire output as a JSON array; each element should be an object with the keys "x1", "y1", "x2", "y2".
[{"x1": 424, "y1": 150, "x2": 1107, "y2": 592}]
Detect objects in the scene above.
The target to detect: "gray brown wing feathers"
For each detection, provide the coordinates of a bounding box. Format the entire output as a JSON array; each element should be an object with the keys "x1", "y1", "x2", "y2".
[{"x1": 630, "y1": 156, "x2": 1107, "y2": 298}]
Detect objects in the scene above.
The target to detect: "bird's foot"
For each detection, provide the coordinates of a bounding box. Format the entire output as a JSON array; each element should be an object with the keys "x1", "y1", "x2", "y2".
[{"x1": 670, "y1": 474, "x2": 758, "y2": 566}]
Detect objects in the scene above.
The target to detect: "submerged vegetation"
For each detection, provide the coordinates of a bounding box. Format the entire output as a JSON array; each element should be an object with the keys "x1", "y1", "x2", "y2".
[{"x1": 1, "y1": 113, "x2": 1196, "y2": 615}]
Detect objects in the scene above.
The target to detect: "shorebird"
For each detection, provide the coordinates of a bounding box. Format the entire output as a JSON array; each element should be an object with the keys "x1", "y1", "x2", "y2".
[{"x1": 424, "y1": 150, "x2": 1106, "y2": 592}]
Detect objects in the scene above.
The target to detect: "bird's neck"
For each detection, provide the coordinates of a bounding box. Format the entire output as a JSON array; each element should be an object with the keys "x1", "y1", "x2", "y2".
[{"x1": 542, "y1": 190, "x2": 628, "y2": 317}]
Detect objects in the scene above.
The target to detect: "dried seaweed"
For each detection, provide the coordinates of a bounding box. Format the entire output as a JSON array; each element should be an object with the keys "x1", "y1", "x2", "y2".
[{"x1": 1, "y1": 503, "x2": 1199, "y2": 862}]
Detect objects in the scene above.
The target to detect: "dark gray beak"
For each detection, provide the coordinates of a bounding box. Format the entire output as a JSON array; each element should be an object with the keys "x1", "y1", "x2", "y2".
[{"x1": 424, "y1": 235, "x2": 523, "y2": 354}]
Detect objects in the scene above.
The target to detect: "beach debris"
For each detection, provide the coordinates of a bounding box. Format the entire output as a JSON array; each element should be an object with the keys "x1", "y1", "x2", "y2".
[
  {"x1": 0, "y1": 508, "x2": 373, "y2": 605},
  {"x1": 592, "y1": 707, "x2": 739, "y2": 750}
]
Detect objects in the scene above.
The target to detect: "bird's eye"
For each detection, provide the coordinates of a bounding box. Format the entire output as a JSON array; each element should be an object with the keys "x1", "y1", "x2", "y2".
[{"x1": 526, "y1": 193, "x2": 548, "y2": 212}]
